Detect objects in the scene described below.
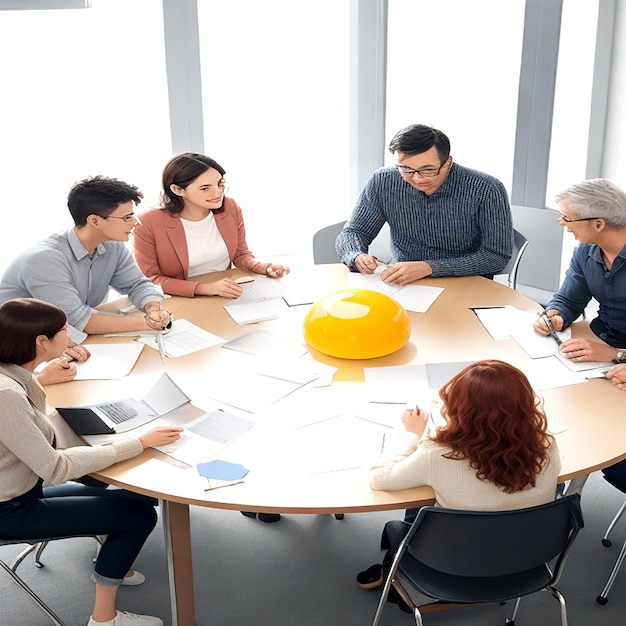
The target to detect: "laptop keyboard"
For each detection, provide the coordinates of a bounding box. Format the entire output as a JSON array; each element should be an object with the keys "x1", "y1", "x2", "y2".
[{"x1": 98, "y1": 402, "x2": 138, "y2": 424}]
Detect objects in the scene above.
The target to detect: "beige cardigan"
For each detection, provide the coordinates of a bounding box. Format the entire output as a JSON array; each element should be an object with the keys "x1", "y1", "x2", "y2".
[{"x1": 0, "y1": 363, "x2": 142, "y2": 502}]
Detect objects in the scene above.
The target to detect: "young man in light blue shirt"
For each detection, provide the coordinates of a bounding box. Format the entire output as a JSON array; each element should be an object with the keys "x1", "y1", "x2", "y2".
[{"x1": 0, "y1": 176, "x2": 171, "y2": 342}]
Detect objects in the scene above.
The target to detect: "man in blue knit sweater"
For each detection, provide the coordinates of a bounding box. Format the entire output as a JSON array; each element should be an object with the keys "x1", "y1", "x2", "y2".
[{"x1": 336, "y1": 124, "x2": 513, "y2": 284}]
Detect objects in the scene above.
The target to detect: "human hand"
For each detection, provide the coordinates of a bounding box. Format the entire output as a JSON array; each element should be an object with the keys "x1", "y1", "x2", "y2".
[
  {"x1": 139, "y1": 427, "x2": 184, "y2": 449},
  {"x1": 559, "y1": 338, "x2": 616, "y2": 363},
  {"x1": 264, "y1": 264, "x2": 290, "y2": 278},
  {"x1": 196, "y1": 278, "x2": 243, "y2": 298},
  {"x1": 380, "y1": 261, "x2": 433, "y2": 285},
  {"x1": 144, "y1": 308, "x2": 173, "y2": 330},
  {"x1": 354, "y1": 254, "x2": 378, "y2": 274},
  {"x1": 606, "y1": 364, "x2": 626, "y2": 391},
  {"x1": 36, "y1": 357, "x2": 78, "y2": 386},
  {"x1": 533, "y1": 309, "x2": 564, "y2": 336},
  {"x1": 65, "y1": 342, "x2": 91, "y2": 363},
  {"x1": 401, "y1": 405, "x2": 427, "y2": 437}
]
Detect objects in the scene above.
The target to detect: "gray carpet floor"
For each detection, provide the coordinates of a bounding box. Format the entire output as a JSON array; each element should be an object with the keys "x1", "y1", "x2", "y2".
[{"x1": 3, "y1": 470, "x2": 626, "y2": 626}]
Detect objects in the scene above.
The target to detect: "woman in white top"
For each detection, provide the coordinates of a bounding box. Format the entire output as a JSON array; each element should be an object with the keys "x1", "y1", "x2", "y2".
[{"x1": 133, "y1": 153, "x2": 289, "y2": 298}]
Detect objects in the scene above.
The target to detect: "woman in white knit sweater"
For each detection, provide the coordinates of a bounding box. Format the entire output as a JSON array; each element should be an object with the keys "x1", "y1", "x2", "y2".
[
  {"x1": 357, "y1": 360, "x2": 561, "y2": 612},
  {"x1": 0, "y1": 298, "x2": 183, "y2": 626}
]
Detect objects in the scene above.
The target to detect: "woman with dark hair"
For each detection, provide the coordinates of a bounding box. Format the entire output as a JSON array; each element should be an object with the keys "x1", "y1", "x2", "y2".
[
  {"x1": 0, "y1": 298, "x2": 183, "y2": 626},
  {"x1": 132, "y1": 152, "x2": 289, "y2": 298},
  {"x1": 356, "y1": 360, "x2": 561, "y2": 610}
]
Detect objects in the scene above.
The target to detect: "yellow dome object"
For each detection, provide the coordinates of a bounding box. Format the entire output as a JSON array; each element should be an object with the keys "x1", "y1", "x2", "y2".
[{"x1": 303, "y1": 289, "x2": 411, "y2": 359}]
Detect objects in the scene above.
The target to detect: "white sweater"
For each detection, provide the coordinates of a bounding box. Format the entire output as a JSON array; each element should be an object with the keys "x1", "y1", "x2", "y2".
[{"x1": 370, "y1": 432, "x2": 561, "y2": 511}]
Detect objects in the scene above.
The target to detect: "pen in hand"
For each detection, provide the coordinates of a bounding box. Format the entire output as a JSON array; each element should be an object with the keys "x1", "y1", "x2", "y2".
[{"x1": 542, "y1": 313, "x2": 563, "y2": 346}]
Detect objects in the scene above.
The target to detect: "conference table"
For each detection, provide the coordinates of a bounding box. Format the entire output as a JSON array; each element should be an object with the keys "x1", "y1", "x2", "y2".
[{"x1": 45, "y1": 264, "x2": 626, "y2": 626}]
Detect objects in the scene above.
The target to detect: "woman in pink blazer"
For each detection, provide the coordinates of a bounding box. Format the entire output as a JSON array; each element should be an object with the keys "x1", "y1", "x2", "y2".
[{"x1": 132, "y1": 153, "x2": 289, "y2": 298}]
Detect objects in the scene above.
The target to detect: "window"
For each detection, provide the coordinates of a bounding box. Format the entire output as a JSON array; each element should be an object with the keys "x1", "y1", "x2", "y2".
[
  {"x1": 0, "y1": 0, "x2": 170, "y2": 270},
  {"x1": 196, "y1": 0, "x2": 350, "y2": 260}
]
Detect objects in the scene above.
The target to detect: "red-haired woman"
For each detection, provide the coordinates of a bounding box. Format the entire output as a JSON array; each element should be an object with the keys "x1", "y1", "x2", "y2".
[{"x1": 357, "y1": 360, "x2": 561, "y2": 611}]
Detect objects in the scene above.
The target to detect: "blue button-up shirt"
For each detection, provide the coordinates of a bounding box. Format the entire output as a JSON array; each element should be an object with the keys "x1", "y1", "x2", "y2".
[
  {"x1": 546, "y1": 243, "x2": 626, "y2": 347},
  {"x1": 0, "y1": 228, "x2": 162, "y2": 338}
]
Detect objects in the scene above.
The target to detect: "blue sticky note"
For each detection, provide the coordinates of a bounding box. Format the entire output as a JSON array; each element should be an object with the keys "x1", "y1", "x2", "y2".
[{"x1": 196, "y1": 460, "x2": 249, "y2": 481}]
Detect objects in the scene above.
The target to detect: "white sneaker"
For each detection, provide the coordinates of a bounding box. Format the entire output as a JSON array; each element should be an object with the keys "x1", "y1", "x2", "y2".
[
  {"x1": 87, "y1": 611, "x2": 163, "y2": 626},
  {"x1": 121, "y1": 570, "x2": 146, "y2": 586}
]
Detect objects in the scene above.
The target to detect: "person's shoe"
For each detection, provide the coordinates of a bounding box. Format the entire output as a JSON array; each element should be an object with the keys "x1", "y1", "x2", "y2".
[
  {"x1": 388, "y1": 587, "x2": 413, "y2": 614},
  {"x1": 240, "y1": 511, "x2": 281, "y2": 523},
  {"x1": 356, "y1": 563, "x2": 384, "y2": 590},
  {"x1": 87, "y1": 611, "x2": 163, "y2": 625},
  {"x1": 121, "y1": 570, "x2": 145, "y2": 586}
]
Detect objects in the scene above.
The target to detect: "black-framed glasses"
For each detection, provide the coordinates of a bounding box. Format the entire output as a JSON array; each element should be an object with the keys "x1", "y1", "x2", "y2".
[
  {"x1": 396, "y1": 160, "x2": 448, "y2": 179},
  {"x1": 557, "y1": 213, "x2": 602, "y2": 223},
  {"x1": 101, "y1": 212, "x2": 136, "y2": 223}
]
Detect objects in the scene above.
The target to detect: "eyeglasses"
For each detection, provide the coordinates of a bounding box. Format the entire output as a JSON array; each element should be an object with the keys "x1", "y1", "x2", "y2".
[
  {"x1": 557, "y1": 213, "x2": 602, "y2": 223},
  {"x1": 100, "y1": 212, "x2": 136, "y2": 223},
  {"x1": 396, "y1": 160, "x2": 448, "y2": 179}
]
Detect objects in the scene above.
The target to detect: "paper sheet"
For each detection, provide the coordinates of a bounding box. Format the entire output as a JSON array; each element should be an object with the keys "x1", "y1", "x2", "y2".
[
  {"x1": 156, "y1": 410, "x2": 256, "y2": 465},
  {"x1": 345, "y1": 273, "x2": 443, "y2": 313},
  {"x1": 135, "y1": 319, "x2": 225, "y2": 357},
  {"x1": 72, "y1": 343, "x2": 144, "y2": 379}
]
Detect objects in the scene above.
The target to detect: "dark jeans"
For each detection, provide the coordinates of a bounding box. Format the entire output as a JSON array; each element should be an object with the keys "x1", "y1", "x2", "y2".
[{"x1": 0, "y1": 478, "x2": 158, "y2": 585}]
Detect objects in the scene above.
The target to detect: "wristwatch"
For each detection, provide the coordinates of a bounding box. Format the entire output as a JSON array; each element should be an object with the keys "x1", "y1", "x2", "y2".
[{"x1": 613, "y1": 351, "x2": 626, "y2": 364}]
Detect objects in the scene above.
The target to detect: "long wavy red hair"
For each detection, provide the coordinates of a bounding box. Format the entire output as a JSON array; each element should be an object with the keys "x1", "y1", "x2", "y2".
[{"x1": 432, "y1": 360, "x2": 552, "y2": 493}]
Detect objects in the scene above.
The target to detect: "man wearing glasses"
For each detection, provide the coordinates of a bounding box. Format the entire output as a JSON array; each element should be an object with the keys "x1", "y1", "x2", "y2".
[
  {"x1": 336, "y1": 124, "x2": 513, "y2": 284},
  {"x1": 0, "y1": 176, "x2": 171, "y2": 344},
  {"x1": 533, "y1": 178, "x2": 626, "y2": 383}
]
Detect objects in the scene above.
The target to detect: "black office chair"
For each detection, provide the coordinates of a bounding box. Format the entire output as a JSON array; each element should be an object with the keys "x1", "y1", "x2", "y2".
[
  {"x1": 596, "y1": 460, "x2": 626, "y2": 605},
  {"x1": 372, "y1": 494, "x2": 583, "y2": 626},
  {"x1": 0, "y1": 534, "x2": 102, "y2": 626}
]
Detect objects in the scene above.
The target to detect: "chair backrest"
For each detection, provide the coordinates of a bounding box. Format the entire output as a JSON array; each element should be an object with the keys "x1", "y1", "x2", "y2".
[
  {"x1": 312, "y1": 221, "x2": 345, "y2": 264},
  {"x1": 405, "y1": 494, "x2": 583, "y2": 581},
  {"x1": 499, "y1": 228, "x2": 529, "y2": 290},
  {"x1": 312, "y1": 221, "x2": 393, "y2": 265}
]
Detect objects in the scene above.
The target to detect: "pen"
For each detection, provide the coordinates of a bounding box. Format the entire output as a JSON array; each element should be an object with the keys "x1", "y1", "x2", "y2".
[
  {"x1": 156, "y1": 333, "x2": 166, "y2": 365},
  {"x1": 542, "y1": 313, "x2": 563, "y2": 346},
  {"x1": 203, "y1": 479, "x2": 245, "y2": 492}
]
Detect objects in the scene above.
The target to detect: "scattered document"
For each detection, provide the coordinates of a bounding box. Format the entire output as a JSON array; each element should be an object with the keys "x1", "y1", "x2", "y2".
[
  {"x1": 554, "y1": 352, "x2": 614, "y2": 374},
  {"x1": 346, "y1": 273, "x2": 443, "y2": 313},
  {"x1": 136, "y1": 319, "x2": 225, "y2": 357},
  {"x1": 202, "y1": 369, "x2": 317, "y2": 413},
  {"x1": 364, "y1": 364, "x2": 429, "y2": 403},
  {"x1": 71, "y1": 343, "x2": 144, "y2": 380},
  {"x1": 224, "y1": 298, "x2": 287, "y2": 324},
  {"x1": 221, "y1": 330, "x2": 289, "y2": 355},
  {"x1": 265, "y1": 413, "x2": 397, "y2": 474},
  {"x1": 364, "y1": 362, "x2": 474, "y2": 404},
  {"x1": 156, "y1": 410, "x2": 256, "y2": 465},
  {"x1": 517, "y1": 356, "x2": 588, "y2": 391}
]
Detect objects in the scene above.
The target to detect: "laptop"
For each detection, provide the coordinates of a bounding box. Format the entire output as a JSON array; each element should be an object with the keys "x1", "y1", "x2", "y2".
[{"x1": 56, "y1": 373, "x2": 190, "y2": 435}]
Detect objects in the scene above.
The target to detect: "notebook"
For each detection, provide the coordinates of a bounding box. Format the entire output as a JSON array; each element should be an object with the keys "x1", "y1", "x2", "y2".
[{"x1": 56, "y1": 373, "x2": 190, "y2": 435}]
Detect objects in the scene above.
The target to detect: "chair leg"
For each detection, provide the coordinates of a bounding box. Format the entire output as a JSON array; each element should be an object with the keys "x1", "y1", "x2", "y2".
[
  {"x1": 546, "y1": 586, "x2": 568, "y2": 626},
  {"x1": 602, "y1": 499, "x2": 626, "y2": 547},
  {"x1": 504, "y1": 596, "x2": 521, "y2": 624},
  {"x1": 10, "y1": 543, "x2": 40, "y2": 571},
  {"x1": 596, "y1": 536, "x2": 626, "y2": 604},
  {"x1": 371, "y1": 572, "x2": 394, "y2": 626},
  {"x1": 0, "y1": 560, "x2": 65, "y2": 625},
  {"x1": 34, "y1": 541, "x2": 49, "y2": 568}
]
